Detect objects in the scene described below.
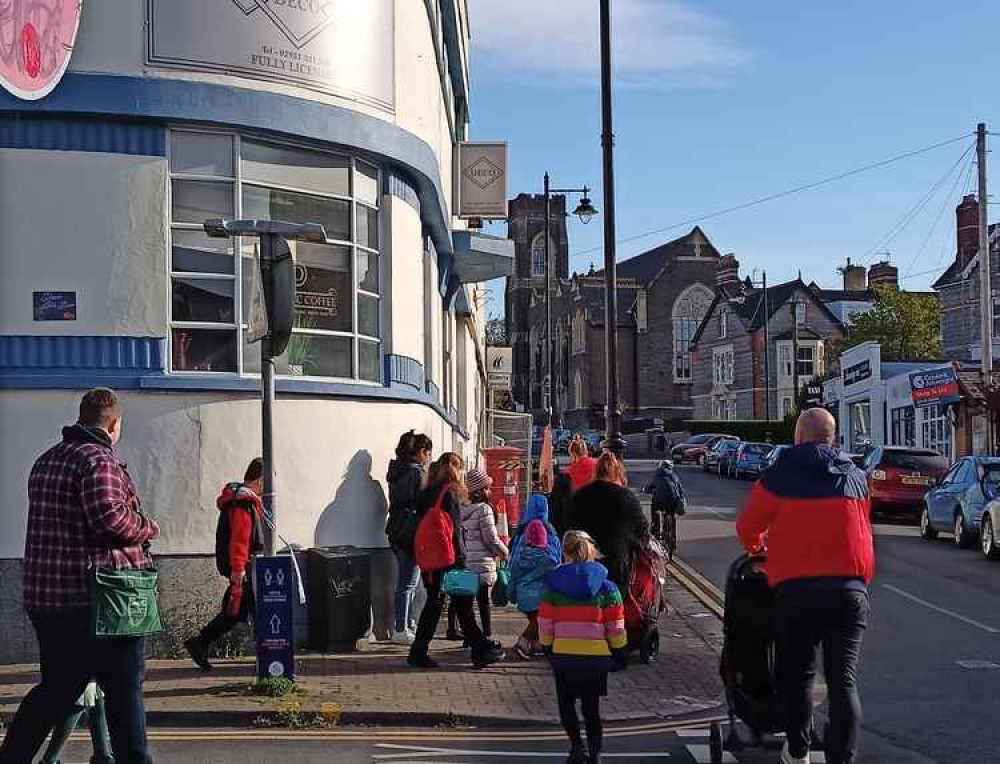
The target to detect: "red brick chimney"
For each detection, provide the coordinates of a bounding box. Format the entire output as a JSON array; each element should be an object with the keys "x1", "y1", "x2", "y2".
[
  {"x1": 716, "y1": 254, "x2": 741, "y2": 293},
  {"x1": 957, "y1": 194, "x2": 979, "y2": 268},
  {"x1": 868, "y1": 261, "x2": 899, "y2": 289}
]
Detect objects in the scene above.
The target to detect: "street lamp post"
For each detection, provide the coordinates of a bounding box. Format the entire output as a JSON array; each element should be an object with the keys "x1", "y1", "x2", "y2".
[
  {"x1": 599, "y1": 0, "x2": 625, "y2": 456},
  {"x1": 790, "y1": 298, "x2": 805, "y2": 414},
  {"x1": 542, "y1": 173, "x2": 596, "y2": 428}
]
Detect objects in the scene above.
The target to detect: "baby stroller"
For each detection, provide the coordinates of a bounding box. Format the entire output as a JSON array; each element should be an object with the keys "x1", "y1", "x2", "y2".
[
  {"x1": 624, "y1": 536, "x2": 668, "y2": 664},
  {"x1": 708, "y1": 553, "x2": 825, "y2": 763}
]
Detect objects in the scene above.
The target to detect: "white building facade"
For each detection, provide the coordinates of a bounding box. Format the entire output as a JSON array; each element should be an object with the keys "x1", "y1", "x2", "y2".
[{"x1": 0, "y1": 0, "x2": 511, "y2": 661}]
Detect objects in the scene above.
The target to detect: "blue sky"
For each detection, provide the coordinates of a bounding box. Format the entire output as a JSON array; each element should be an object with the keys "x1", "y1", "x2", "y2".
[{"x1": 467, "y1": 0, "x2": 999, "y2": 318}]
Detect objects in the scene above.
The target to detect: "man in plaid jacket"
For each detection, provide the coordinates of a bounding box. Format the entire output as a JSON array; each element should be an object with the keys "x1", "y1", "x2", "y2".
[{"x1": 0, "y1": 388, "x2": 159, "y2": 764}]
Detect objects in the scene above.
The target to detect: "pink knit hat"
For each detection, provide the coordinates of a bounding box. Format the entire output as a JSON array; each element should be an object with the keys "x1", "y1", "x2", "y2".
[
  {"x1": 465, "y1": 468, "x2": 493, "y2": 495},
  {"x1": 525, "y1": 519, "x2": 548, "y2": 549}
]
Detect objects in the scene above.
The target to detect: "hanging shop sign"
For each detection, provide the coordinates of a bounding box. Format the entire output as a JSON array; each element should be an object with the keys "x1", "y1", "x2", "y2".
[
  {"x1": 910, "y1": 365, "x2": 962, "y2": 409},
  {"x1": 147, "y1": 0, "x2": 395, "y2": 111},
  {"x1": 0, "y1": 1, "x2": 84, "y2": 101},
  {"x1": 458, "y1": 142, "x2": 508, "y2": 219}
]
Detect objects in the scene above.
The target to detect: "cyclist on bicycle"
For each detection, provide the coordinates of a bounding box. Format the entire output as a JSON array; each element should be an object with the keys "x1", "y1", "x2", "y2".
[{"x1": 643, "y1": 460, "x2": 685, "y2": 559}]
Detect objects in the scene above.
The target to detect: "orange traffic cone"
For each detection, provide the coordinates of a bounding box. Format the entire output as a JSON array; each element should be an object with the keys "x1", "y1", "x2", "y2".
[{"x1": 496, "y1": 499, "x2": 510, "y2": 545}]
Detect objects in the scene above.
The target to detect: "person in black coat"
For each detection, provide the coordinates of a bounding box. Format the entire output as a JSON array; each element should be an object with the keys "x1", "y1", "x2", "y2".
[
  {"x1": 385, "y1": 431, "x2": 432, "y2": 644},
  {"x1": 565, "y1": 452, "x2": 649, "y2": 591},
  {"x1": 407, "y1": 453, "x2": 505, "y2": 670}
]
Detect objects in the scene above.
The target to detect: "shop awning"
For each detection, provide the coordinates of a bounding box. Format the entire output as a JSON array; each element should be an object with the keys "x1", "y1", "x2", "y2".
[{"x1": 451, "y1": 231, "x2": 514, "y2": 283}]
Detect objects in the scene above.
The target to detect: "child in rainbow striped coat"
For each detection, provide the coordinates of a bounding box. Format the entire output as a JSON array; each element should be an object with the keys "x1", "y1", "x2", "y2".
[{"x1": 539, "y1": 530, "x2": 627, "y2": 764}]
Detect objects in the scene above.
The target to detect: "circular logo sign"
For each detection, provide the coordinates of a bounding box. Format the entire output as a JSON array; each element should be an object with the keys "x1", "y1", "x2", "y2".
[
  {"x1": 912, "y1": 375, "x2": 926, "y2": 390},
  {"x1": 0, "y1": 1, "x2": 84, "y2": 101},
  {"x1": 268, "y1": 661, "x2": 285, "y2": 677}
]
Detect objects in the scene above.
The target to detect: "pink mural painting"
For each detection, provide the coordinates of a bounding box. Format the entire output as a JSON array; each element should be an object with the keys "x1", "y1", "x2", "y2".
[{"x1": 0, "y1": 0, "x2": 83, "y2": 100}]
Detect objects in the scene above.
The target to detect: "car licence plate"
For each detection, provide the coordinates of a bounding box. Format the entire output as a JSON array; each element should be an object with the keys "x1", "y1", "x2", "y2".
[{"x1": 902, "y1": 476, "x2": 931, "y2": 486}]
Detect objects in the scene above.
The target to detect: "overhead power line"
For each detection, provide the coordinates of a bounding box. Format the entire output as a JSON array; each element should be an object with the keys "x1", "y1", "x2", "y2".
[{"x1": 570, "y1": 132, "x2": 976, "y2": 261}]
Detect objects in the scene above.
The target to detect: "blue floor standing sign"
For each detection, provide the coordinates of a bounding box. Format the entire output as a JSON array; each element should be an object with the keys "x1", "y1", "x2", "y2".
[{"x1": 254, "y1": 555, "x2": 295, "y2": 680}]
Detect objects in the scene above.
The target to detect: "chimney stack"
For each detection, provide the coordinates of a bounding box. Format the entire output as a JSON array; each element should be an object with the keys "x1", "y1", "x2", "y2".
[
  {"x1": 840, "y1": 257, "x2": 867, "y2": 291},
  {"x1": 716, "y1": 254, "x2": 741, "y2": 293},
  {"x1": 868, "y1": 260, "x2": 899, "y2": 289},
  {"x1": 957, "y1": 194, "x2": 980, "y2": 267}
]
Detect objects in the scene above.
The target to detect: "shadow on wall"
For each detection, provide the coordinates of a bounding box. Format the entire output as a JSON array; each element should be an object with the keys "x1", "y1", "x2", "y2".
[{"x1": 314, "y1": 450, "x2": 388, "y2": 549}]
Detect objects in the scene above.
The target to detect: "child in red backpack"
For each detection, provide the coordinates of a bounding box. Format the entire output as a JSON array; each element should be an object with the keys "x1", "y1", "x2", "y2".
[{"x1": 408, "y1": 453, "x2": 505, "y2": 669}]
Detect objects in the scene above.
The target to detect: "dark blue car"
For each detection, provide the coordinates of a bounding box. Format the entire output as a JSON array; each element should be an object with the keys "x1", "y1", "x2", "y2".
[{"x1": 731, "y1": 442, "x2": 775, "y2": 479}]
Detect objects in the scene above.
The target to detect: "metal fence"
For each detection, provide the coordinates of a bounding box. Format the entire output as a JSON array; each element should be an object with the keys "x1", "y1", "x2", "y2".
[{"x1": 485, "y1": 408, "x2": 534, "y2": 507}]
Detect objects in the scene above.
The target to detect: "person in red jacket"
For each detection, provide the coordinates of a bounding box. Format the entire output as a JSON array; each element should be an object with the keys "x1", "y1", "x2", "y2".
[
  {"x1": 737, "y1": 408, "x2": 874, "y2": 764},
  {"x1": 565, "y1": 436, "x2": 598, "y2": 492},
  {"x1": 184, "y1": 458, "x2": 265, "y2": 671}
]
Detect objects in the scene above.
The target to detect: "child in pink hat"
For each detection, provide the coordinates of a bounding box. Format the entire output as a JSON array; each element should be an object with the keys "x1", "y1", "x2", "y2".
[{"x1": 509, "y1": 516, "x2": 561, "y2": 659}]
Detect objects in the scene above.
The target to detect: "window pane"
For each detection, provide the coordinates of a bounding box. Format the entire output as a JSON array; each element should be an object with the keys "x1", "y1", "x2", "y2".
[
  {"x1": 358, "y1": 294, "x2": 379, "y2": 338},
  {"x1": 359, "y1": 340, "x2": 381, "y2": 382},
  {"x1": 172, "y1": 328, "x2": 236, "y2": 372},
  {"x1": 242, "y1": 186, "x2": 350, "y2": 242},
  {"x1": 244, "y1": 332, "x2": 352, "y2": 379},
  {"x1": 172, "y1": 230, "x2": 234, "y2": 275},
  {"x1": 357, "y1": 251, "x2": 379, "y2": 293},
  {"x1": 357, "y1": 204, "x2": 378, "y2": 249},
  {"x1": 172, "y1": 180, "x2": 234, "y2": 224},
  {"x1": 293, "y1": 243, "x2": 352, "y2": 332},
  {"x1": 241, "y1": 141, "x2": 349, "y2": 196},
  {"x1": 355, "y1": 162, "x2": 379, "y2": 206},
  {"x1": 170, "y1": 132, "x2": 233, "y2": 176},
  {"x1": 172, "y1": 277, "x2": 235, "y2": 323}
]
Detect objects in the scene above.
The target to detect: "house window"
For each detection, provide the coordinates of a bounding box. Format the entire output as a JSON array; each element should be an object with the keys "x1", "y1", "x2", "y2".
[
  {"x1": 719, "y1": 309, "x2": 727, "y2": 339},
  {"x1": 713, "y1": 346, "x2": 734, "y2": 385},
  {"x1": 797, "y1": 345, "x2": 815, "y2": 378},
  {"x1": 169, "y1": 130, "x2": 381, "y2": 381},
  {"x1": 781, "y1": 396, "x2": 793, "y2": 417},
  {"x1": 891, "y1": 406, "x2": 917, "y2": 447},
  {"x1": 713, "y1": 398, "x2": 736, "y2": 421},
  {"x1": 778, "y1": 343, "x2": 793, "y2": 378}
]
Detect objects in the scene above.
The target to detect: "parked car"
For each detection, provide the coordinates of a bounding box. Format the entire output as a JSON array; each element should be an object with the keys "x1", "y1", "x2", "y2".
[
  {"x1": 583, "y1": 431, "x2": 603, "y2": 456},
  {"x1": 674, "y1": 433, "x2": 737, "y2": 464},
  {"x1": 702, "y1": 438, "x2": 728, "y2": 473},
  {"x1": 730, "y1": 442, "x2": 775, "y2": 479},
  {"x1": 714, "y1": 439, "x2": 744, "y2": 476},
  {"x1": 978, "y1": 484, "x2": 1000, "y2": 560},
  {"x1": 921, "y1": 457, "x2": 1000, "y2": 548},
  {"x1": 764, "y1": 444, "x2": 790, "y2": 471},
  {"x1": 863, "y1": 447, "x2": 949, "y2": 516}
]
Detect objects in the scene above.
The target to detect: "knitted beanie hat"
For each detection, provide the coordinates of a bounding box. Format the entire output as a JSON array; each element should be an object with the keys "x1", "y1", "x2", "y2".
[
  {"x1": 465, "y1": 468, "x2": 493, "y2": 495},
  {"x1": 525, "y1": 519, "x2": 548, "y2": 549}
]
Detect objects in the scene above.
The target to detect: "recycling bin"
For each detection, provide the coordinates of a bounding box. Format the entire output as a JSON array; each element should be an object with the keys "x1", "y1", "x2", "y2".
[{"x1": 307, "y1": 546, "x2": 373, "y2": 652}]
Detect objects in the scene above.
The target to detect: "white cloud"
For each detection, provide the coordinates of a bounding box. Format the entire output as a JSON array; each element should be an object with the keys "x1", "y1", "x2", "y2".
[{"x1": 467, "y1": 0, "x2": 748, "y2": 85}]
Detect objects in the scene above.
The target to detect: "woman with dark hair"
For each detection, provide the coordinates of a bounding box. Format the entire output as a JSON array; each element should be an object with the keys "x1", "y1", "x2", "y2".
[
  {"x1": 408, "y1": 453, "x2": 505, "y2": 669},
  {"x1": 385, "y1": 431, "x2": 433, "y2": 644},
  {"x1": 565, "y1": 452, "x2": 649, "y2": 591}
]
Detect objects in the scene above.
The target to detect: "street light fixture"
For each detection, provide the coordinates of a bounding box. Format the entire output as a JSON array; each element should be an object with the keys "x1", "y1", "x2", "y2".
[{"x1": 543, "y1": 173, "x2": 596, "y2": 428}]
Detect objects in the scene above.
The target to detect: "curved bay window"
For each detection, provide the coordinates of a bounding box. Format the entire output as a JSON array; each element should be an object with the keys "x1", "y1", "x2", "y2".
[{"x1": 169, "y1": 131, "x2": 381, "y2": 381}]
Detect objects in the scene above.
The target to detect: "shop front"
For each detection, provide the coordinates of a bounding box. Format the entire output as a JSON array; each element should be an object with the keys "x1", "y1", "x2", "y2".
[{"x1": 0, "y1": 1, "x2": 512, "y2": 661}]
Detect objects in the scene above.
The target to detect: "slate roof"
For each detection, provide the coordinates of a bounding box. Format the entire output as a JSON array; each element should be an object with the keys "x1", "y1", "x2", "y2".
[
  {"x1": 593, "y1": 226, "x2": 720, "y2": 285},
  {"x1": 933, "y1": 223, "x2": 1000, "y2": 289},
  {"x1": 576, "y1": 282, "x2": 639, "y2": 326}
]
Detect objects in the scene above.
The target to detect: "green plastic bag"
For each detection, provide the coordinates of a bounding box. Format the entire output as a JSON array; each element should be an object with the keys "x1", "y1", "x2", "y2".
[
  {"x1": 92, "y1": 567, "x2": 163, "y2": 638},
  {"x1": 492, "y1": 565, "x2": 511, "y2": 607}
]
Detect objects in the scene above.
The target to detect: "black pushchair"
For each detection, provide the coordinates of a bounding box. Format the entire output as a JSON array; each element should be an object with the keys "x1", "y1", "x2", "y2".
[{"x1": 707, "y1": 553, "x2": 826, "y2": 763}]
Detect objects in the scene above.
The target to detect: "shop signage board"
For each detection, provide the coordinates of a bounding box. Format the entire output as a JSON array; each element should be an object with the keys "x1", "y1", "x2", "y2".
[
  {"x1": 843, "y1": 358, "x2": 873, "y2": 388},
  {"x1": 459, "y1": 142, "x2": 508, "y2": 219},
  {"x1": 909, "y1": 365, "x2": 962, "y2": 409},
  {"x1": 147, "y1": 0, "x2": 395, "y2": 111},
  {"x1": 254, "y1": 555, "x2": 295, "y2": 680},
  {"x1": 0, "y1": 0, "x2": 83, "y2": 100},
  {"x1": 33, "y1": 292, "x2": 77, "y2": 321},
  {"x1": 487, "y1": 347, "x2": 513, "y2": 391}
]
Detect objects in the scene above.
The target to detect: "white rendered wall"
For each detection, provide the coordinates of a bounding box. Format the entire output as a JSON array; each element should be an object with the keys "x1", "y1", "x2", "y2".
[
  {"x1": 0, "y1": 389, "x2": 461, "y2": 559},
  {"x1": 0, "y1": 149, "x2": 167, "y2": 336}
]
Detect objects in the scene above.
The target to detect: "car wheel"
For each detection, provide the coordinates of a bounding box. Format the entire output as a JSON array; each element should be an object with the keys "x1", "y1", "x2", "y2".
[
  {"x1": 982, "y1": 515, "x2": 1000, "y2": 560},
  {"x1": 920, "y1": 507, "x2": 938, "y2": 540},
  {"x1": 954, "y1": 512, "x2": 973, "y2": 549}
]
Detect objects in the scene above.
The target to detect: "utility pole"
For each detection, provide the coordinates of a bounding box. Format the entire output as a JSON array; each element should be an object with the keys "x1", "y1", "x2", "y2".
[
  {"x1": 599, "y1": 0, "x2": 624, "y2": 455},
  {"x1": 763, "y1": 271, "x2": 771, "y2": 422},
  {"x1": 977, "y1": 122, "x2": 993, "y2": 451},
  {"x1": 544, "y1": 172, "x2": 553, "y2": 427}
]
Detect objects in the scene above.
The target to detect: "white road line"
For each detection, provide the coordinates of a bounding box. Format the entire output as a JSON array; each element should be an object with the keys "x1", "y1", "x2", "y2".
[
  {"x1": 685, "y1": 744, "x2": 737, "y2": 763},
  {"x1": 882, "y1": 584, "x2": 1000, "y2": 634},
  {"x1": 373, "y1": 743, "x2": 671, "y2": 759}
]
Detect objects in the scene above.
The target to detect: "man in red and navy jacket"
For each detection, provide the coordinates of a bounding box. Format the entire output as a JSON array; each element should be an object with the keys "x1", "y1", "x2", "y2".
[
  {"x1": 737, "y1": 408, "x2": 874, "y2": 764},
  {"x1": 184, "y1": 458, "x2": 264, "y2": 671}
]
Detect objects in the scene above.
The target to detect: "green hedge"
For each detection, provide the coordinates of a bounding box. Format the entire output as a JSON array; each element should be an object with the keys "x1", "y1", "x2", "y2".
[{"x1": 684, "y1": 418, "x2": 796, "y2": 444}]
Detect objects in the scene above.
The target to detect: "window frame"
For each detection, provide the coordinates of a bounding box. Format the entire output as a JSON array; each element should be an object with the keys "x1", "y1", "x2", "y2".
[{"x1": 167, "y1": 128, "x2": 383, "y2": 383}]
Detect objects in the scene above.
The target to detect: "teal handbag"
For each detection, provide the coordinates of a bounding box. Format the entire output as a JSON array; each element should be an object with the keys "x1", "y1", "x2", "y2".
[
  {"x1": 492, "y1": 565, "x2": 511, "y2": 607},
  {"x1": 442, "y1": 569, "x2": 480, "y2": 597}
]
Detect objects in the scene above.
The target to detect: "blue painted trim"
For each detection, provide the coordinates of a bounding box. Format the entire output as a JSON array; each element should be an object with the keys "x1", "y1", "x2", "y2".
[
  {"x1": 386, "y1": 171, "x2": 420, "y2": 213},
  {"x1": 0, "y1": 73, "x2": 453, "y2": 258},
  {"x1": 438, "y1": 1, "x2": 470, "y2": 104},
  {"x1": 426, "y1": 380, "x2": 441, "y2": 403},
  {"x1": 0, "y1": 336, "x2": 165, "y2": 373},
  {"x1": 445, "y1": 275, "x2": 462, "y2": 312},
  {"x1": 0, "y1": 116, "x2": 166, "y2": 156},
  {"x1": 385, "y1": 354, "x2": 425, "y2": 390}
]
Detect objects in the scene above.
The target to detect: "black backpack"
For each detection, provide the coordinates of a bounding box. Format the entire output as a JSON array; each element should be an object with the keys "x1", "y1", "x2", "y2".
[
  {"x1": 215, "y1": 486, "x2": 263, "y2": 577},
  {"x1": 653, "y1": 473, "x2": 683, "y2": 513}
]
